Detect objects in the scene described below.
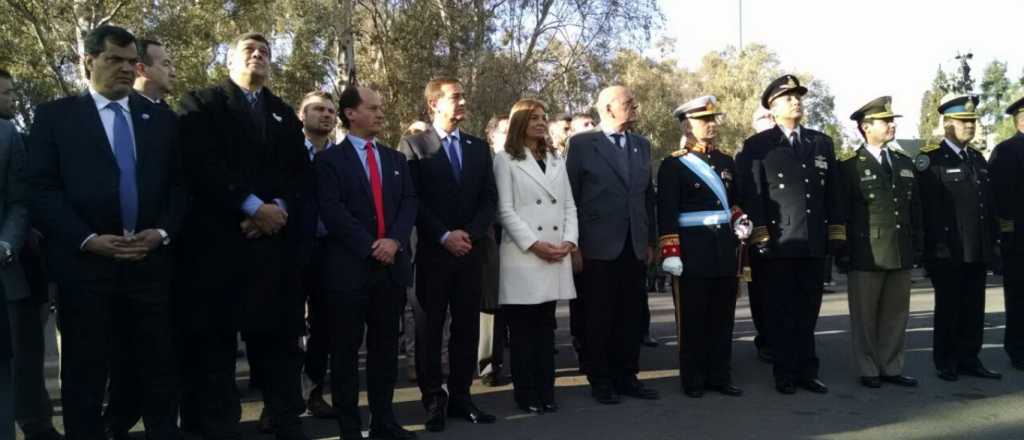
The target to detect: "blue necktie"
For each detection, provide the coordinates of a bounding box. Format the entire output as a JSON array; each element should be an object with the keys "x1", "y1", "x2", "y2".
[
  {"x1": 446, "y1": 136, "x2": 462, "y2": 182},
  {"x1": 107, "y1": 102, "x2": 138, "y2": 234}
]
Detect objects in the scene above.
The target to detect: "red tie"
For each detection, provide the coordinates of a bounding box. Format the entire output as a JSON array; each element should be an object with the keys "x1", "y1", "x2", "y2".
[{"x1": 365, "y1": 142, "x2": 386, "y2": 238}]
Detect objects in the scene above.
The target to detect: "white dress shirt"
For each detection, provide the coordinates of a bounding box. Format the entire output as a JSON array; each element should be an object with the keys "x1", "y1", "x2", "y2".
[{"x1": 89, "y1": 87, "x2": 137, "y2": 158}]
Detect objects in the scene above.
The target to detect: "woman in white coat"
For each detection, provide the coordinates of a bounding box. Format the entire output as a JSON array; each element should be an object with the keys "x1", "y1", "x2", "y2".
[{"x1": 493, "y1": 99, "x2": 578, "y2": 414}]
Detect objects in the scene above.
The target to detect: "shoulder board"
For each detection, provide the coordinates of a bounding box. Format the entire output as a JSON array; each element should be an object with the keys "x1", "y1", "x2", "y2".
[
  {"x1": 840, "y1": 154, "x2": 856, "y2": 162},
  {"x1": 919, "y1": 144, "x2": 940, "y2": 153},
  {"x1": 891, "y1": 148, "x2": 912, "y2": 158},
  {"x1": 967, "y1": 144, "x2": 986, "y2": 153},
  {"x1": 670, "y1": 149, "x2": 688, "y2": 158}
]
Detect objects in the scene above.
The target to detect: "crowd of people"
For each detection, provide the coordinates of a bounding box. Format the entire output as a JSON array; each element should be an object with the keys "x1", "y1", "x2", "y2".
[{"x1": 0, "y1": 23, "x2": 1022, "y2": 440}]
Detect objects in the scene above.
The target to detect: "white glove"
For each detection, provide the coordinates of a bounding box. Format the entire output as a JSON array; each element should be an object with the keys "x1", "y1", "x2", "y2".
[
  {"x1": 661, "y1": 256, "x2": 683, "y2": 276},
  {"x1": 734, "y1": 214, "x2": 753, "y2": 240}
]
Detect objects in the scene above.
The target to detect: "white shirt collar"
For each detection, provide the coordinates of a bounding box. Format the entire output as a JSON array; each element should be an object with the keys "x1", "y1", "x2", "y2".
[
  {"x1": 863, "y1": 143, "x2": 889, "y2": 164},
  {"x1": 779, "y1": 124, "x2": 802, "y2": 140},
  {"x1": 90, "y1": 87, "x2": 130, "y2": 113},
  {"x1": 305, "y1": 137, "x2": 332, "y2": 154},
  {"x1": 433, "y1": 124, "x2": 461, "y2": 142}
]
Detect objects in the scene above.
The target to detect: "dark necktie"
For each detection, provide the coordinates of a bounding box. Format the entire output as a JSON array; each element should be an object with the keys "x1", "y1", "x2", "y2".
[
  {"x1": 611, "y1": 133, "x2": 630, "y2": 179},
  {"x1": 445, "y1": 136, "x2": 462, "y2": 182},
  {"x1": 365, "y1": 142, "x2": 385, "y2": 238},
  {"x1": 880, "y1": 148, "x2": 893, "y2": 181},
  {"x1": 107, "y1": 102, "x2": 138, "y2": 234},
  {"x1": 960, "y1": 149, "x2": 975, "y2": 178}
]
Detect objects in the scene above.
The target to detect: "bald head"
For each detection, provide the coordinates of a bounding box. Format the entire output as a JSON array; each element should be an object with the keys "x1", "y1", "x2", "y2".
[{"x1": 595, "y1": 85, "x2": 637, "y2": 132}]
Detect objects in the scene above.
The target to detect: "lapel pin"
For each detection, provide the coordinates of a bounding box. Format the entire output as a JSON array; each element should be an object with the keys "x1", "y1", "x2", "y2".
[
  {"x1": 466, "y1": 139, "x2": 472, "y2": 144},
  {"x1": 394, "y1": 170, "x2": 400, "y2": 175},
  {"x1": 141, "y1": 113, "x2": 150, "y2": 120},
  {"x1": 272, "y1": 113, "x2": 282, "y2": 122}
]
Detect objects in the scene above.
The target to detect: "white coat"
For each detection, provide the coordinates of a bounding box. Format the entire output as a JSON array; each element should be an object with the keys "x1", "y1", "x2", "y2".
[{"x1": 493, "y1": 149, "x2": 578, "y2": 305}]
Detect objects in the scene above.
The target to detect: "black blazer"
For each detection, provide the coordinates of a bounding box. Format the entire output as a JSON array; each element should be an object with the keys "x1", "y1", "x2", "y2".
[
  {"x1": 316, "y1": 138, "x2": 417, "y2": 294},
  {"x1": 176, "y1": 80, "x2": 308, "y2": 334},
  {"x1": 915, "y1": 141, "x2": 998, "y2": 264},
  {"x1": 398, "y1": 129, "x2": 496, "y2": 256},
  {"x1": 990, "y1": 132, "x2": 1024, "y2": 256},
  {"x1": 656, "y1": 150, "x2": 738, "y2": 278},
  {"x1": 565, "y1": 129, "x2": 656, "y2": 261},
  {"x1": 25, "y1": 92, "x2": 185, "y2": 283},
  {"x1": 736, "y1": 125, "x2": 841, "y2": 259}
]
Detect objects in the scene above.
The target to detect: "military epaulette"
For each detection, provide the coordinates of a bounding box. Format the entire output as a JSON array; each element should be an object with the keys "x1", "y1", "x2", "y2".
[
  {"x1": 919, "y1": 144, "x2": 940, "y2": 153},
  {"x1": 840, "y1": 154, "x2": 857, "y2": 162},
  {"x1": 658, "y1": 234, "x2": 680, "y2": 258},
  {"x1": 890, "y1": 147, "x2": 912, "y2": 158},
  {"x1": 670, "y1": 149, "x2": 688, "y2": 158},
  {"x1": 967, "y1": 143, "x2": 987, "y2": 153},
  {"x1": 1000, "y1": 217, "x2": 1015, "y2": 233},
  {"x1": 827, "y1": 224, "x2": 846, "y2": 241}
]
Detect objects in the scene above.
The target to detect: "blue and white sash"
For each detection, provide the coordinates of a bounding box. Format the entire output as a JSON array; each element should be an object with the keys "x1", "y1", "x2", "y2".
[{"x1": 676, "y1": 153, "x2": 731, "y2": 227}]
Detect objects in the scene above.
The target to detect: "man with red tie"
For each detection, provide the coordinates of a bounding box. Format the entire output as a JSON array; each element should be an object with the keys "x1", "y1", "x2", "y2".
[{"x1": 315, "y1": 86, "x2": 417, "y2": 440}]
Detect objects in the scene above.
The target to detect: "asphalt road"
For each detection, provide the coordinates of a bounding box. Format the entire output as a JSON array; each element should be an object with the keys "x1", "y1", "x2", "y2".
[{"x1": 34, "y1": 270, "x2": 1024, "y2": 440}]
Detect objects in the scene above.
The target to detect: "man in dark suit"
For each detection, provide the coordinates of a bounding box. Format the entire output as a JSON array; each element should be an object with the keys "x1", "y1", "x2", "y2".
[
  {"x1": 735, "y1": 75, "x2": 844, "y2": 395},
  {"x1": 25, "y1": 25, "x2": 185, "y2": 439},
  {"x1": 316, "y1": 86, "x2": 417, "y2": 440},
  {"x1": 916, "y1": 94, "x2": 1001, "y2": 382},
  {"x1": 104, "y1": 37, "x2": 178, "y2": 439},
  {"x1": 399, "y1": 78, "x2": 497, "y2": 431},
  {"x1": 176, "y1": 32, "x2": 309, "y2": 439},
  {"x1": 294, "y1": 90, "x2": 338, "y2": 419},
  {"x1": 991, "y1": 96, "x2": 1024, "y2": 371},
  {"x1": 566, "y1": 85, "x2": 659, "y2": 404}
]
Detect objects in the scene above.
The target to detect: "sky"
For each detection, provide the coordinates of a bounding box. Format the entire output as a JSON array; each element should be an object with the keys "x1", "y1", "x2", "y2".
[{"x1": 656, "y1": 0, "x2": 1022, "y2": 138}]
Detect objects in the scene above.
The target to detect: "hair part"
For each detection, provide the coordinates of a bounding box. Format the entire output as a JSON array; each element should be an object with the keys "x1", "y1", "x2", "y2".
[
  {"x1": 136, "y1": 38, "x2": 163, "y2": 66},
  {"x1": 504, "y1": 99, "x2": 551, "y2": 161},
  {"x1": 423, "y1": 77, "x2": 461, "y2": 112},
  {"x1": 300, "y1": 90, "x2": 335, "y2": 114},
  {"x1": 84, "y1": 25, "x2": 136, "y2": 57}
]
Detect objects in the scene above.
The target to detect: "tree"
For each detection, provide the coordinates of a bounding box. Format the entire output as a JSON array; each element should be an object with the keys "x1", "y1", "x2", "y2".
[
  {"x1": 918, "y1": 67, "x2": 951, "y2": 146},
  {"x1": 979, "y1": 60, "x2": 1020, "y2": 141}
]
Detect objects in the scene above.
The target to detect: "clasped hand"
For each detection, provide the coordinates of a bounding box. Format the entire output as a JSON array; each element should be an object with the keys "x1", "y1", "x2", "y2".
[
  {"x1": 529, "y1": 241, "x2": 575, "y2": 263},
  {"x1": 85, "y1": 230, "x2": 163, "y2": 261},
  {"x1": 240, "y1": 203, "x2": 288, "y2": 239}
]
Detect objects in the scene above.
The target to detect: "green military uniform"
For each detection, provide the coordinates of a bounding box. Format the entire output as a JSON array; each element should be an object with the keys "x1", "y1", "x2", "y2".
[{"x1": 837, "y1": 96, "x2": 922, "y2": 384}]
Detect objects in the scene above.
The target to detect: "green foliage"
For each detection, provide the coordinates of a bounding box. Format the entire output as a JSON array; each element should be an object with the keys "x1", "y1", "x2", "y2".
[{"x1": 918, "y1": 67, "x2": 950, "y2": 145}]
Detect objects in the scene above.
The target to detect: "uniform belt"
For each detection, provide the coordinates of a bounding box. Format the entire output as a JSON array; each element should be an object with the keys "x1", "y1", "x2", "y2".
[{"x1": 678, "y1": 210, "x2": 731, "y2": 227}]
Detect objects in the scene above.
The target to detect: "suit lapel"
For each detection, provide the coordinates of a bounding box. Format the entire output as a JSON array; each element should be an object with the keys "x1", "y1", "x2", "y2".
[
  {"x1": 592, "y1": 133, "x2": 628, "y2": 186},
  {"x1": 339, "y1": 138, "x2": 373, "y2": 202},
  {"x1": 513, "y1": 153, "x2": 556, "y2": 199},
  {"x1": 223, "y1": 80, "x2": 261, "y2": 145},
  {"x1": 378, "y1": 144, "x2": 396, "y2": 224},
  {"x1": 427, "y1": 129, "x2": 459, "y2": 186},
  {"x1": 78, "y1": 94, "x2": 118, "y2": 169},
  {"x1": 128, "y1": 94, "x2": 153, "y2": 181}
]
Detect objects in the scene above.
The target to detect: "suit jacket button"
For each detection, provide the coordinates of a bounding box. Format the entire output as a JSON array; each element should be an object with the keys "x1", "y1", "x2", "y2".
[
  {"x1": 551, "y1": 199, "x2": 557, "y2": 204},
  {"x1": 553, "y1": 226, "x2": 559, "y2": 231},
  {"x1": 536, "y1": 199, "x2": 542, "y2": 205},
  {"x1": 537, "y1": 226, "x2": 543, "y2": 231}
]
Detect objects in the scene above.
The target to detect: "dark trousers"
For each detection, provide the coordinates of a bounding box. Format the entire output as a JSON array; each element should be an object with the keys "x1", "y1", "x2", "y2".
[
  {"x1": 640, "y1": 287, "x2": 652, "y2": 337},
  {"x1": 183, "y1": 290, "x2": 305, "y2": 439},
  {"x1": 0, "y1": 353, "x2": 12, "y2": 440},
  {"x1": 304, "y1": 242, "x2": 330, "y2": 386},
  {"x1": 8, "y1": 298, "x2": 55, "y2": 436},
  {"x1": 674, "y1": 277, "x2": 738, "y2": 388},
  {"x1": 414, "y1": 248, "x2": 482, "y2": 402},
  {"x1": 747, "y1": 249, "x2": 770, "y2": 351},
  {"x1": 1004, "y1": 255, "x2": 1024, "y2": 363},
  {"x1": 569, "y1": 273, "x2": 586, "y2": 367},
  {"x1": 929, "y1": 261, "x2": 988, "y2": 370},
  {"x1": 582, "y1": 241, "x2": 645, "y2": 387},
  {"x1": 763, "y1": 258, "x2": 824, "y2": 383},
  {"x1": 57, "y1": 281, "x2": 178, "y2": 440},
  {"x1": 505, "y1": 301, "x2": 557, "y2": 406},
  {"x1": 328, "y1": 270, "x2": 405, "y2": 436},
  {"x1": 478, "y1": 310, "x2": 507, "y2": 375}
]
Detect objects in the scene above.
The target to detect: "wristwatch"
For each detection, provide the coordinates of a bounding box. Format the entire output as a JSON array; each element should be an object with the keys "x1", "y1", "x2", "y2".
[{"x1": 157, "y1": 229, "x2": 171, "y2": 246}]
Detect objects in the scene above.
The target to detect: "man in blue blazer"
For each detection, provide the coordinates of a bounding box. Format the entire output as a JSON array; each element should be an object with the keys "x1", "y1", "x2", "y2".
[
  {"x1": 25, "y1": 25, "x2": 185, "y2": 439},
  {"x1": 315, "y1": 86, "x2": 417, "y2": 440}
]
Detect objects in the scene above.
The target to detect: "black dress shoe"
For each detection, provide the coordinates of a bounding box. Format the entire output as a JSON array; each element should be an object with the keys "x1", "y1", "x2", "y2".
[
  {"x1": 775, "y1": 381, "x2": 796, "y2": 394},
  {"x1": 369, "y1": 421, "x2": 417, "y2": 440},
  {"x1": 707, "y1": 384, "x2": 743, "y2": 396},
  {"x1": 641, "y1": 334, "x2": 660, "y2": 347},
  {"x1": 960, "y1": 365, "x2": 1002, "y2": 379},
  {"x1": 880, "y1": 374, "x2": 918, "y2": 387},
  {"x1": 542, "y1": 402, "x2": 559, "y2": 413},
  {"x1": 591, "y1": 385, "x2": 621, "y2": 404},
  {"x1": 937, "y1": 368, "x2": 959, "y2": 382},
  {"x1": 799, "y1": 379, "x2": 828, "y2": 394},
  {"x1": 616, "y1": 378, "x2": 660, "y2": 400},
  {"x1": 424, "y1": 396, "x2": 447, "y2": 432},
  {"x1": 859, "y1": 376, "x2": 881, "y2": 388},
  {"x1": 448, "y1": 399, "x2": 497, "y2": 424},
  {"x1": 517, "y1": 401, "x2": 544, "y2": 414},
  {"x1": 683, "y1": 387, "x2": 704, "y2": 398},
  {"x1": 481, "y1": 373, "x2": 511, "y2": 387},
  {"x1": 307, "y1": 386, "x2": 338, "y2": 419}
]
